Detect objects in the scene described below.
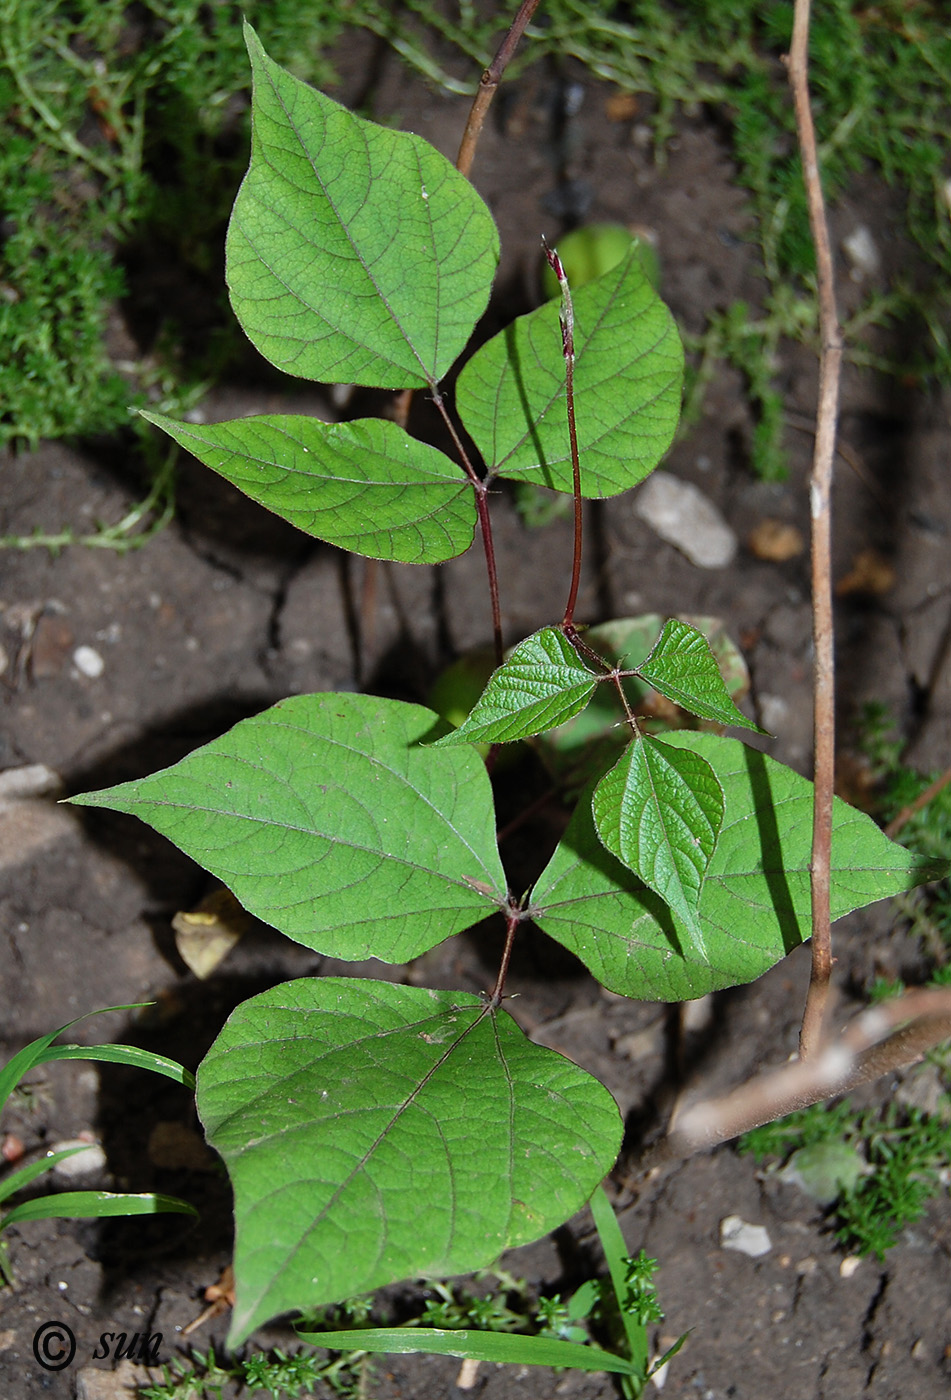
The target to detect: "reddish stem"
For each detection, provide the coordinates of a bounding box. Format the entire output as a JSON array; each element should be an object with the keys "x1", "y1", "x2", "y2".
[
  {"x1": 542, "y1": 241, "x2": 584, "y2": 631},
  {"x1": 456, "y1": 0, "x2": 543, "y2": 179},
  {"x1": 430, "y1": 387, "x2": 504, "y2": 666},
  {"x1": 488, "y1": 907, "x2": 522, "y2": 1008}
]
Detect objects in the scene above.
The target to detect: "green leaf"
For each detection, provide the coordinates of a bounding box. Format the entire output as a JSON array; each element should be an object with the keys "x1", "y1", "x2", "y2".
[
  {"x1": 2, "y1": 1192, "x2": 196, "y2": 1227},
  {"x1": 591, "y1": 737, "x2": 723, "y2": 958},
  {"x1": 295, "y1": 1326, "x2": 639, "y2": 1375},
  {"x1": 140, "y1": 413, "x2": 475, "y2": 564},
  {"x1": 32, "y1": 1044, "x2": 195, "y2": 1090},
  {"x1": 0, "y1": 1004, "x2": 169, "y2": 1110},
  {"x1": 531, "y1": 732, "x2": 947, "y2": 1002},
  {"x1": 197, "y1": 978, "x2": 622, "y2": 1345},
  {"x1": 457, "y1": 247, "x2": 683, "y2": 497},
  {"x1": 588, "y1": 1186, "x2": 647, "y2": 1374},
  {"x1": 434, "y1": 628, "x2": 598, "y2": 746},
  {"x1": 228, "y1": 24, "x2": 499, "y2": 388},
  {"x1": 533, "y1": 615, "x2": 752, "y2": 794},
  {"x1": 0, "y1": 1149, "x2": 91, "y2": 1206},
  {"x1": 636, "y1": 618, "x2": 762, "y2": 731},
  {"x1": 71, "y1": 695, "x2": 506, "y2": 963}
]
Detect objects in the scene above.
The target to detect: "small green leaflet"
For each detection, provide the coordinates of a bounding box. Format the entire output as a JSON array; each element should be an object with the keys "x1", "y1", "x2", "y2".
[
  {"x1": 456, "y1": 247, "x2": 683, "y2": 497},
  {"x1": 70, "y1": 695, "x2": 506, "y2": 964},
  {"x1": 532, "y1": 732, "x2": 947, "y2": 1002},
  {"x1": 434, "y1": 627, "x2": 598, "y2": 746},
  {"x1": 591, "y1": 736, "x2": 724, "y2": 957},
  {"x1": 198, "y1": 978, "x2": 623, "y2": 1345},
  {"x1": 140, "y1": 412, "x2": 475, "y2": 564},
  {"x1": 227, "y1": 25, "x2": 499, "y2": 388},
  {"x1": 637, "y1": 619, "x2": 763, "y2": 731}
]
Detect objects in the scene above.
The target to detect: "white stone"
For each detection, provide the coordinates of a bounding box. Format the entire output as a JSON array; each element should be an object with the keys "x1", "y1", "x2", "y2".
[
  {"x1": 758, "y1": 693, "x2": 790, "y2": 734},
  {"x1": 49, "y1": 1139, "x2": 107, "y2": 1180},
  {"x1": 720, "y1": 1214, "x2": 772, "y2": 1257},
  {"x1": 842, "y1": 225, "x2": 880, "y2": 279},
  {"x1": 73, "y1": 644, "x2": 104, "y2": 678},
  {"x1": 634, "y1": 472, "x2": 737, "y2": 568}
]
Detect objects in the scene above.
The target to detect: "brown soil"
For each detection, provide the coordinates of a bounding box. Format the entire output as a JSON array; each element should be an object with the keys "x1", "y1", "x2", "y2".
[{"x1": 1, "y1": 30, "x2": 949, "y2": 1400}]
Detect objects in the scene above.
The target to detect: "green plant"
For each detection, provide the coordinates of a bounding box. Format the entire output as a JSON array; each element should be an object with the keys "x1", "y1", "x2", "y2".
[
  {"x1": 0, "y1": 1005, "x2": 196, "y2": 1286},
  {"x1": 740, "y1": 1094, "x2": 951, "y2": 1260},
  {"x1": 294, "y1": 1186, "x2": 684, "y2": 1396},
  {"x1": 68, "y1": 27, "x2": 944, "y2": 1360}
]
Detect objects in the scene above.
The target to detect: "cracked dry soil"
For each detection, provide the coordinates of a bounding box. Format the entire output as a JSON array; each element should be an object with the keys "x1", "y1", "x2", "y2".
[{"x1": 2, "y1": 35, "x2": 950, "y2": 1400}]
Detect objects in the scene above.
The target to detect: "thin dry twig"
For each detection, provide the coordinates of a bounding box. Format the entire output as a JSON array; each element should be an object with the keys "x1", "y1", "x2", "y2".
[
  {"x1": 623, "y1": 987, "x2": 951, "y2": 1185},
  {"x1": 785, "y1": 0, "x2": 844, "y2": 1058},
  {"x1": 456, "y1": 0, "x2": 542, "y2": 178},
  {"x1": 884, "y1": 767, "x2": 951, "y2": 840}
]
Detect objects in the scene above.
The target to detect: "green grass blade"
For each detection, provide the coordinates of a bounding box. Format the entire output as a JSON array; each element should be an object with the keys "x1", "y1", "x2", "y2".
[
  {"x1": 296, "y1": 1325, "x2": 639, "y2": 1375},
  {"x1": 0, "y1": 1148, "x2": 89, "y2": 1206},
  {"x1": 32, "y1": 1044, "x2": 195, "y2": 1091},
  {"x1": 2, "y1": 1191, "x2": 197, "y2": 1227},
  {"x1": 588, "y1": 1186, "x2": 647, "y2": 1375},
  {"x1": 0, "y1": 1004, "x2": 155, "y2": 1108}
]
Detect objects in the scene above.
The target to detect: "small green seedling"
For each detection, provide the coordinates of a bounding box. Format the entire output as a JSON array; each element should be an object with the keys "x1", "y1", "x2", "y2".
[
  {"x1": 0, "y1": 1006, "x2": 196, "y2": 1285},
  {"x1": 70, "y1": 27, "x2": 945, "y2": 1354}
]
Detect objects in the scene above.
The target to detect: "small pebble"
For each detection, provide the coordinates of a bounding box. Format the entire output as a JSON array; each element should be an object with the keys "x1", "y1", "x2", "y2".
[
  {"x1": 842, "y1": 225, "x2": 880, "y2": 279},
  {"x1": 720, "y1": 1214, "x2": 772, "y2": 1257},
  {"x1": 1, "y1": 1134, "x2": 24, "y2": 1164},
  {"x1": 50, "y1": 1138, "x2": 107, "y2": 1180},
  {"x1": 757, "y1": 694, "x2": 789, "y2": 734},
  {"x1": 748, "y1": 519, "x2": 805, "y2": 562},
  {"x1": 634, "y1": 472, "x2": 737, "y2": 568},
  {"x1": 839, "y1": 1255, "x2": 862, "y2": 1278},
  {"x1": 73, "y1": 644, "x2": 105, "y2": 678}
]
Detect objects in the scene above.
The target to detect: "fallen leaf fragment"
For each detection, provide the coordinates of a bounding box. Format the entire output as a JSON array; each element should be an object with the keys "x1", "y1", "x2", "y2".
[
  {"x1": 835, "y1": 548, "x2": 895, "y2": 596},
  {"x1": 173, "y1": 887, "x2": 251, "y2": 978}
]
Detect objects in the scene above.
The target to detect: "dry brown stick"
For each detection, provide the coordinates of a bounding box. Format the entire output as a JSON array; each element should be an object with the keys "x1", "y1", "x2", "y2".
[
  {"x1": 885, "y1": 767, "x2": 951, "y2": 840},
  {"x1": 623, "y1": 987, "x2": 951, "y2": 1184},
  {"x1": 456, "y1": 0, "x2": 543, "y2": 178},
  {"x1": 786, "y1": 0, "x2": 844, "y2": 1059}
]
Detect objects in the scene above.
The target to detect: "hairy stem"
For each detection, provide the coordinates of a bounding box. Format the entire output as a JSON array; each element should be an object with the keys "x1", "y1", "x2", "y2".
[
  {"x1": 456, "y1": 0, "x2": 543, "y2": 179},
  {"x1": 489, "y1": 907, "x2": 523, "y2": 1008},
  {"x1": 542, "y1": 241, "x2": 585, "y2": 631},
  {"x1": 786, "y1": 0, "x2": 843, "y2": 1059},
  {"x1": 430, "y1": 387, "x2": 504, "y2": 665}
]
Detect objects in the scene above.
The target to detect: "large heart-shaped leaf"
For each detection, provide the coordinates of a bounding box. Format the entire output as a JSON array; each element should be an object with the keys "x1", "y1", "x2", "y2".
[
  {"x1": 141, "y1": 412, "x2": 475, "y2": 564},
  {"x1": 227, "y1": 25, "x2": 499, "y2": 388},
  {"x1": 531, "y1": 732, "x2": 947, "y2": 1001},
  {"x1": 71, "y1": 695, "x2": 506, "y2": 962},
  {"x1": 591, "y1": 736, "x2": 724, "y2": 956},
  {"x1": 198, "y1": 978, "x2": 623, "y2": 1344},
  {"x1": 435, "y1": 627, "x2": 599, "y2": 746},
  {"x1": 456, "y1": 247, "x2": 683, "y2": 497}
]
